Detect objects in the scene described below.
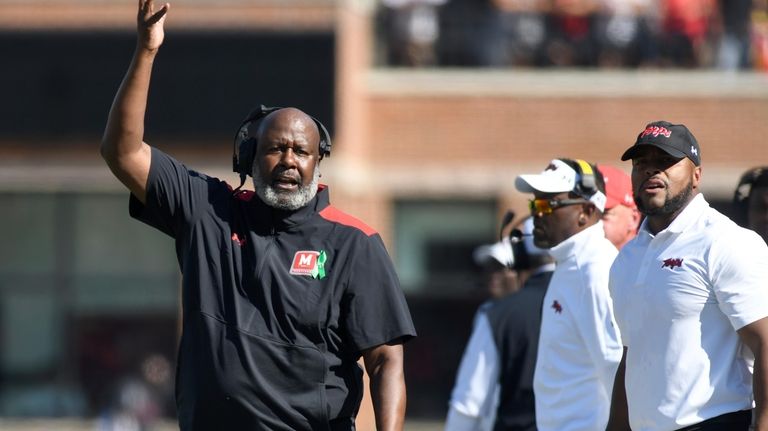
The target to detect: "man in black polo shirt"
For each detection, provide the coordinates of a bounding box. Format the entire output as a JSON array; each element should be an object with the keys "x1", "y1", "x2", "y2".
[{"x1": 100, "y1": 2, "x2": 416, "y2": 430}]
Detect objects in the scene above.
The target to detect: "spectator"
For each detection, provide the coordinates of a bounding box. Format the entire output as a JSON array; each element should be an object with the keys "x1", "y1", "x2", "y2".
[
  {"x1": 716, "y1": 0, "x2": 753, "y2": 70},
  {"x1": 595, "y1": 0, "x2": 658, "y2": 67},
  {"x1": 542, "y1": 0, "x2": 602, "y2": 66},
  {"x1": 379, "y1": 0, "x2": 447, "y2": 66},
  {"x1": 486, "y1": 0, "x2": 548, "y2": 66},
  {"x1": 658, "y1": 0, "x2": 716, "y2": 67}
]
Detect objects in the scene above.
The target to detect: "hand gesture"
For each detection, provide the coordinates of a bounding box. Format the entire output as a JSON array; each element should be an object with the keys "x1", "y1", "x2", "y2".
[{"x1": 137, "y1": 0, "x2": 170, "y2": 52}]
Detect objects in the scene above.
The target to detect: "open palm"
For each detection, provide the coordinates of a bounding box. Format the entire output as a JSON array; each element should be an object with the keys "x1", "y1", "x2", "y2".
[{"x1": 137, "y1": 0, "x2": 170, "y2": 51}]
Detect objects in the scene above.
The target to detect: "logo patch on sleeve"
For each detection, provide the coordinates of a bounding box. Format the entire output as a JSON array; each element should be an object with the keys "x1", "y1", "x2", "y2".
[{"x1": 290, "y1": 250, "x2": 328, "y2": 279}]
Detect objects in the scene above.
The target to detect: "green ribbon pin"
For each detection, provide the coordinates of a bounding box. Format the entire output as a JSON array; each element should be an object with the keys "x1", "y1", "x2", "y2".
[{"x1": 311, "y1": 250, "x2": 327, "y2": 280}]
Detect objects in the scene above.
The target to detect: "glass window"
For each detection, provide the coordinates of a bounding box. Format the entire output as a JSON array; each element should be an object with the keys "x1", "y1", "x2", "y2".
[
  {"x1": 0, "y1": 288, "x2": 59, "y2": 374},
  {"x1": 0, "y1": 193, "x2": 56, "y2": 275},
  {"x1": 0, "y1": 191, "x2": 180, "y2": 417},
  {"x1": 394, "y1": 199, "x2": 497, "y2": 296}
]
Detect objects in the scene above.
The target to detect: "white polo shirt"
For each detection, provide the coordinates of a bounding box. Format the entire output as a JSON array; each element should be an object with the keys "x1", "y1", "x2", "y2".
[
  {"x1": 534, "y1": 222, "x2": 622, "y2": 431},
  {"x1": 610, "y1": 193, "x2": 768, "y2": 431}
]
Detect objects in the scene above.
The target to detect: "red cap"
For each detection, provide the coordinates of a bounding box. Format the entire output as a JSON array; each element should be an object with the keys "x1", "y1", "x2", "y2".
[{"x1": 598, "y1": 165, "x2": 636, "y2": 210}]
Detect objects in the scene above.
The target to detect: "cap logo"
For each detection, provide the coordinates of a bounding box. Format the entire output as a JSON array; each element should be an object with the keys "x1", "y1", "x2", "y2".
[
  {"x1": 640, "y1": 126, "x2": 671, "y2": 138},
  {"x1": 691, "y1": 146, "x2": 698, "y2": 155},
  {"x1": 545, "y1": 163, "x2": 558, "y2": 171}
]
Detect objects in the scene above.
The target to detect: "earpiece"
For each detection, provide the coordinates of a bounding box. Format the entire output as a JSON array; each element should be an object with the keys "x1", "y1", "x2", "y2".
[
  {"x1": 573, "y1": 159, "x2": 597, "y2": 197},
  {"x1": 232, "y1": 105, "x2": 332, "y2": 190}
]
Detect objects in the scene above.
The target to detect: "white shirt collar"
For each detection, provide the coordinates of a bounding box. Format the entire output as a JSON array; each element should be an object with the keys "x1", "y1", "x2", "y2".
[
  {"x1": 638, "y1": 193, "x2": 708, "y2": 237},
  {"x1": 548, "y1": 221, "x2": 606, "y2": 263}
]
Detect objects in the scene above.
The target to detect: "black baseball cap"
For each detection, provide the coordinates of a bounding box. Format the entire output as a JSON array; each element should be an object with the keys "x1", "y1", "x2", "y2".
[{"x1": 621, "y1": 121, "x2": 701, "y2": 166}]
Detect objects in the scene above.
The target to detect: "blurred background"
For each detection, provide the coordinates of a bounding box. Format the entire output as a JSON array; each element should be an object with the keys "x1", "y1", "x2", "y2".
[{"x1": 0, "y1": 0, "x2": 766, "y2": 429}]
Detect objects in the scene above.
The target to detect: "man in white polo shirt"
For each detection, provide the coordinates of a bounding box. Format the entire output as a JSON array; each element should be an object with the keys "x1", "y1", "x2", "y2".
[
  {"x1": 515, "y1": 158, "x2": 623, "y2": 431},
  {"x1": 606, "y1": 121, "x2": 768, "y2": 431}
]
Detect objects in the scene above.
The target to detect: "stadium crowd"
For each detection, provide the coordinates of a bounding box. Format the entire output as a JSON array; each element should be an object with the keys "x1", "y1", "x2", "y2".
[{"x1": 376, "y1": 0, "x2": 768, "y2": 69}]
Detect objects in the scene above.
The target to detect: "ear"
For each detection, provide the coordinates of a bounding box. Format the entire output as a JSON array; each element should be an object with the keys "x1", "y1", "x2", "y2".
[
  {"x1": 580, "y1": 203, "x2": 598, "y2": 225},
  {"x1": 692, "y1": 165, "x2": 702, "y2": 191}
]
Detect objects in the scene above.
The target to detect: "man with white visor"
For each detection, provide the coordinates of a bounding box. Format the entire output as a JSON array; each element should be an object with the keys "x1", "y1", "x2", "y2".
[{"x1": 516, "y1": 158, "x2": 622, "y2": 431}]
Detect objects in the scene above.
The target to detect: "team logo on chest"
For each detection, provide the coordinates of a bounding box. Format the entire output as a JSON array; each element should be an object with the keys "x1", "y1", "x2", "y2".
[
  {"x1": 290, "y1": 250, "x2": 328, "y2": 279},
  {"x1": 551, "y1": 300, "x2": 563, "y2": 314},
  {"x1": 661, "y1": 257, "x2": 684, "y2": 269}
]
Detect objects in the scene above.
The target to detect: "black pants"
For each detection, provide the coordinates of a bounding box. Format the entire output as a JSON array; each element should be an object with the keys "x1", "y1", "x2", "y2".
[{"x1": 676, "y1": 409, "x2": 752, "y2": 430}]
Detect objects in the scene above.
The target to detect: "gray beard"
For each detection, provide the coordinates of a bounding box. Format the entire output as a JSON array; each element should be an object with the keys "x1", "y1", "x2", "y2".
[
  {"x1": 252, "y1": 164, "x2": 320, "y2": 211},
  {"x1": 636, "y1": 179, "x2": 693, "y2": 217}
]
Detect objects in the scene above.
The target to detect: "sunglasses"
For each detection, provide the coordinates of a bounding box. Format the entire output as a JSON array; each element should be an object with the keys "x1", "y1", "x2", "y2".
[{"x1": 529, "y1": 198, "x2": 589, "y2": 215}]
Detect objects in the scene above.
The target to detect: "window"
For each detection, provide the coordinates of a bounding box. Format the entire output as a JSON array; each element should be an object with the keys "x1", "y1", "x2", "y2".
[
  {"x1": 394, "y1": 198, "x2": 497, "y2": 296},
  {"x1": 0, "y1": 192, "x2": 179, "y2": 416}
]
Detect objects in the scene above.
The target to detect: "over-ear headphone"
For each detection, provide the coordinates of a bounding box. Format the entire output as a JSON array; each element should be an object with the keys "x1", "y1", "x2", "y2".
[
  {"x1": 562, "y1": 158, "x2": 601, "y2": 199},
  {"x1": 232, "y1": 105, "x2": 332, "y2": 188},
  {"x1": 733, "y1": 167, "x2": 768, "y2": 227}
]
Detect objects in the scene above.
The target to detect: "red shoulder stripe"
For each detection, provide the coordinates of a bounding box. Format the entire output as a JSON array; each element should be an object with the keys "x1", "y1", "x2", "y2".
[
  {"x1": 233, "y1": 190, "x2": 255, "y2": 202},
  {"x1": 319, "y1": 206, "x2": 377, "y2": 236}
]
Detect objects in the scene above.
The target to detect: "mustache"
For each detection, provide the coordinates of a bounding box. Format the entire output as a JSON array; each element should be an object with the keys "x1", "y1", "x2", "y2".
[
  {"x1": 271, "y1": 168, "x2": 301, "y2": 182},
  {"x1": 639, "y1": 176, "x2": 668, "y2": 190}
]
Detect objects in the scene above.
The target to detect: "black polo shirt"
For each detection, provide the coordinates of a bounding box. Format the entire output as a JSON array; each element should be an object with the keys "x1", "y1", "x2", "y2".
[
  {"x1": 486, "y1": 270, "x2": 553, "y2": 431},
  {"x1": 129, "y1": 148, "x2": 416, "y2": 430}
]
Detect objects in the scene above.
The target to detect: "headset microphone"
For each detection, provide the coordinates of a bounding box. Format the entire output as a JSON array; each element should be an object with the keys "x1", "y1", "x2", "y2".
[
  {"x1": 509, "y1": 228, "x2": 525, "y2": 244},
  {"x1": 499, "y1": 210, "x2": 515, "y2": 242}
]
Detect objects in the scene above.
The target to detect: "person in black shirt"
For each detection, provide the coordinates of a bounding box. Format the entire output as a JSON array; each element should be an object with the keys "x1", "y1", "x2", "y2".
[
  {"x1": 445, "y1": 217, "x2": 555, "y2": 431},
  {"x1": 100, "y1": 2, "x2": 416, "y2": 430}
]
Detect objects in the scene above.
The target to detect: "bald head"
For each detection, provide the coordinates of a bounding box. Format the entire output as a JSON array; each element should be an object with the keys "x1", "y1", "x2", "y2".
[{"x1": 254, "y1": 108, "x2": 321, "y2": 152}]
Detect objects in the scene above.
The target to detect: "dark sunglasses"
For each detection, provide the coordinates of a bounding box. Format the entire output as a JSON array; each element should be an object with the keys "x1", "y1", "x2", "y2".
[{"x1": 529, "y1": 198, "x2": 589, "y2": 215}]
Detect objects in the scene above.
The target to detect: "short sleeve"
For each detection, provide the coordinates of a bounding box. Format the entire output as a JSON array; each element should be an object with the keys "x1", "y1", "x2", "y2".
[
  {"x1": 710, "y1": 227, "x2": 768, "y2": 330},
  {"x1": 342, "y1": 234, "x2": 416, "y2": 352},
  {"x1": 129, "y1": 147, "x2": 220, "y2": 238}
]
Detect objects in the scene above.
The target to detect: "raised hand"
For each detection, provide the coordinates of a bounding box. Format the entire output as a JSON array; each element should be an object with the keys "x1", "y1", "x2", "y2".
[{"x1": 137, "y1": 0, "x2": 170, "y2": 52}]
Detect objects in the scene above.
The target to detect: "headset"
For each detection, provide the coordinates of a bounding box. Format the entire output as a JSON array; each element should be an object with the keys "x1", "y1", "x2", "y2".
[
  {"x1": 733, "y1": 167, "x2": 768, "y2": 227},
  {"x1": 232, "y1": 105, "x2": 332, "y2": 190},
  {"x1": 572, "y1": 159, "x2": 598, "y2": 198}
]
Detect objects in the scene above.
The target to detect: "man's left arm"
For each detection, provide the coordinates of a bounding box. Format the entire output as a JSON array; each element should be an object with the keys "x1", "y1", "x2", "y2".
[
  {"x1": 712, "y1": 229, "x2": 768, "y2": 430},
  {"x1": 362, "y1": 343, "x2": 406, "y2": 431},
  {"x1": 738, "y1": 317, "x2": 768, "y2": 431}
]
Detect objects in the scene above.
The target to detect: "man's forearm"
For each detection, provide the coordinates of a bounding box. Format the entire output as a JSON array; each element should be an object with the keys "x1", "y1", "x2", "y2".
[
  {"x1": 606, "y1": 348, "x2": 630, "y2": 431},
  {"x1": 369, "y1": 360, "x2": 406, "y2": 431},
  {"x1": 738, "y1": 318, "x2": 768, "y2": 431},
  {"x1": 753, "y1": 348, "x2": 768, "y2": 431},
  {"x1": 364, "y1": 344, "x2": 407, "y2": 431}
]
